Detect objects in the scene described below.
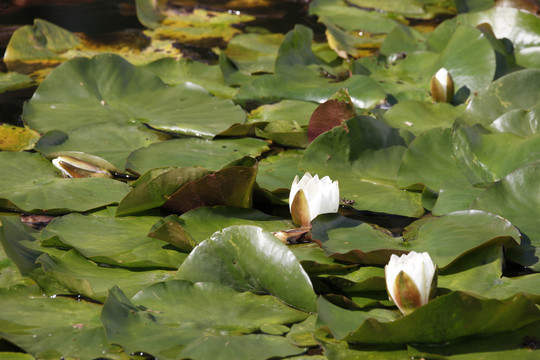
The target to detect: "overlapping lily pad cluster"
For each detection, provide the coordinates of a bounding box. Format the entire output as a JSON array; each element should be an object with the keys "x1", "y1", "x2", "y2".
[{"x1": 1, "y1": 0, "x2": 540, "y2": 359}]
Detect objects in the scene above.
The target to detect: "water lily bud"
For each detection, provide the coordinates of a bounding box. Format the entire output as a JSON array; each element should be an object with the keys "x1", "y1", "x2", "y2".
[
  {"x1": 385, "y1": 251, "x2": 437, "y2": 315},
  {"x1": 289, "y1": 173, "x2": 339, "y2": 226},
  {"x1": 430, "y1": 68, "x2": 454, "y2": 103},
  {"x1": 52, "y1": 156, "x2": 112, "y2": 178}
]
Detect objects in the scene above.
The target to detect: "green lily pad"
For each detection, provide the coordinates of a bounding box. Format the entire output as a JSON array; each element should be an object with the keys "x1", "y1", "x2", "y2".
[
  {"x1": 152, "y1": 206, "x2": 293, "y2": 246},
  {"x1": 35, "y1": 122, "x2": 165, "y2": 171},
  {"x1": 3, "y1": 19, "x2": 80, "y2": 66},
  {"x1": 300, "y1": 117, "x2": 424, "y2": 217},
  {"x1": 0, "y1": 72, "x2": 34, "y2": 93},
  {"x1": 3, "y1": 18, "x2": 182, "y2": 77},
  {"x1": 23, "y1": 53, "x2": 246, "y2": 138},
  {"x1": 126, "y1": 137, "x2": 269, "y2": 175},
  {"x1": 408, "y1": 320, "x2": 540, "y2": 360},
  {"x1": 162, "y1": 161, "x2": 258, "y2": 213},
  {"x1": 445, "y1": 7, "x2": 540, "y2": 68},
  {"x1": 489, "y1": 103, "x2": 540, "y2": 137},
  {"x1": 471, "y1": 162, "x2": 540, "y2": 270},
  {"x1": 0, "y1": 288, "x2": 110, "y2": 359},
  {"x1": 101, "y1": 282, "x2": 308, "y2": 359},
  {"x1": 176, "y1": 225, "x2": 317, "y2": 312},
  {"x1": 439, "y1": 252, "x2": 540, "y2": 300},
  {"x1": 257, "y1": 150, "x2": 304, "y2": 192},
  {"x1": 223, "y1": 33, "x2": 284, "y2": 74},
  {"x1": 0, "y1": 151, "x2": 129, "y2": 213},
  {"x1": 36, "y1": 249, "x2": 172, "y2": 302},
  {"x1": 317, "y1": 291, "x2": 540, "y2": 343},
  {"x1": 178, "y1": 334, "x2": 304, "y2": 360},
  {"x1": 462, "y1": 68, "x2": 540, "y2": 126},
  {"x1": 141, "y1": 57, "x2": 237, "y2": 98},
  {"x1": 382, "y1": 101, "x2": 465, "y2": 136},
  {"x1": 40, "y1": 213, "x2": 186, "y2": 269},
  {"x1": 311, "y1": 210, "x2": 520, "y2": 269},
  {"x1": 397, "y1": 125, "x2": 540, "y2": 192},
  {"x1": 235, "y1": 26, "x2": 386, "y2": 109}
]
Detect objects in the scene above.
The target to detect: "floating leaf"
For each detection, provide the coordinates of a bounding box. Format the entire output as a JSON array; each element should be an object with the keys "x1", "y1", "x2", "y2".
[
  {"x1": 317, "y1": 291, "x2": 540, "y2": 343},
  {"x1": 301, "y1": 117, "x2": 424, "y2": 217},
  {"x1": 0, "y1": 288, "x2": 110, "y2": 359},
  {"x1": 0, "y1": 124, "x2": 40, "y2": 151},
  {"x1": 101, "y1": 282, "x2": 307, "y2": 359},
  {"x1": 40, "y1": 213, "x2": 186, "y2": 269},
  {"x1": 126, "y1": 137, "x2": 269, "y2": 175},
  {"x1": 0, "y1": 152, "x2": 129, "y2": 213},
  {"x1": 23, "y1": 53, "x2": 246, "y2": 138},
  {"x1": 176, "y1": 225, "x2": 317, "y2": 312},
  {"x1": 311, "y1": 210, "x2": 520, "y2": 269}
]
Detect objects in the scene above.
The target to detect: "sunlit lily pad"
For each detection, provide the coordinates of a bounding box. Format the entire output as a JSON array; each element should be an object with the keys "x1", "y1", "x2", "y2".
[
  {"x1": 142, "y1": 57, "x2": 237, "y2": 98},
  {"x1": 35, "y1": 122, "x2": 165, "y2": 171},
  {"x1": 300, "y1": 117, "x2": 424, "y2": 217},
  {"x1": 176, "y1": 225, "x2": 317, "y2": 312},
  {"x1": 40, "y1": 213, "x2": 186, "y2": 269},
  {"x1": 23, "y1": 53, "x2": 246, "y2": 138},
  {"x1": 462, "y1": 68, "x2": 540, "y2": 126},
  {"x1": 311, "y1": 210, "x2": 520, "y2": 269},
  {"x1": 126, "y1": 137, "x2": 269, "y2": 175},
  {"x1": 397, "y1": 125, "x2": 540, "y2": 193}
]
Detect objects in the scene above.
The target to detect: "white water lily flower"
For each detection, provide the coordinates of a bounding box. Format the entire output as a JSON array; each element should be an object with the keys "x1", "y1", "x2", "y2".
[
  {"x1": 385, "y1": 251, "x2": 437, "y2": 315},
  {"x1": 430, "y1": 67, "x2": 454, "y2": 103},
  {"x1": 289, "y1": 173, "x2": 339, "y2": 226}
]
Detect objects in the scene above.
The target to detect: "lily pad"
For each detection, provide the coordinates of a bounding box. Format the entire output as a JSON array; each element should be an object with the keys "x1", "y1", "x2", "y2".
[
  {"x1": 101, "y1": 282, "x2": 307, "y2": 359},
  {"x1": 223, "y1": 33, "x2": 284, "y2": 74},
  {"x1": 257, "y1": 150, "x2": 304, "y2": 192},
  {"x1": 176, "y1": 225, "x2": 317, "y2": 312},
  {"x1": 462, "y1": 68, "x2": 540, "y2": 126},
  {"x1": 397, "y1": 125, "x2": 540, "y2": 192},
  {"x1": 0, "y1": 124, "x2": 40, "y2": 151},
  {"x1": 300, "y1": 117, "x2": 424, "y2": 217},
  {"x1": 151, "y1": 206, "x2": 293, "y2": 246},
  {"x1": 0, "y1": 151, "x2": 129, "y2": 213},
  {"x1": 23, "y1": 53, "x2": 246, "y2": 138},
  {"x1": 126, "y1": 137, "x2": 269, "y2": 175},
  {"x1": 142, "y1": 57, "x2": 236, "y2": 98},
  {"x1": 0, "y1": 288, "x2": 110, "y2": 359},
  {"x1": 235, "y1": 25, "x2": 386, "y2": 109},
  {"x1": 311, "y1": 210, "x2": 520, "y2": 269},
  {"x1": 35, "y1": 122, "x2": 165, "y2": 171},
  {"x1": 0, "y1": 72, "x2": 34, "y2": 93},
  {"x1": 471, "y1": 162, "x2": 540, "y2": 270},
  {"x1": 40, "y1": 213, "x2": 186, "y2": 269},
  {"x1": 317, "y1": 291, "x2": 540, "y2": 343}
]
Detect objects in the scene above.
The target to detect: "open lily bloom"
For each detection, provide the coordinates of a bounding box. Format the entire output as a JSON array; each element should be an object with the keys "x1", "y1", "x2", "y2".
[
  {"x1": 289, "y1": 173, "x2": 339, "y2": 226},
  {"x1": 385, "y1": 251, "x2": 437, "y2": 315}
]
